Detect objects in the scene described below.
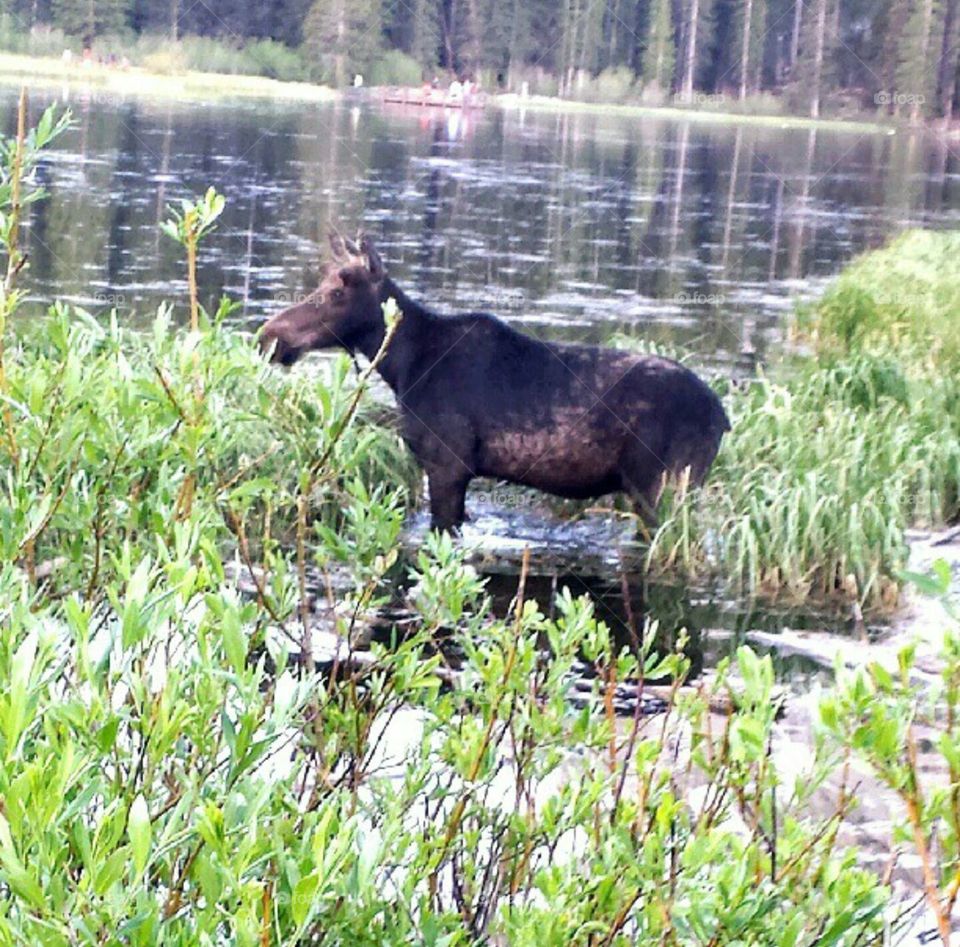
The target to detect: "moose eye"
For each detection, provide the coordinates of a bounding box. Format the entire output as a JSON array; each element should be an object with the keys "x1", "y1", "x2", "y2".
[{"x1": 331, "y1": 288, "x2": 345, "y2": 302}]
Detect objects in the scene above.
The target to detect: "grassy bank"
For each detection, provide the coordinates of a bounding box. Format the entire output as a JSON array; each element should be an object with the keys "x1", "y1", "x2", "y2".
[
  {"x1": 495, "y1": 92, "x2": 892, "y2": 134},
  {"x1": 0, "y1": 51, "x2": 336, "y2": 102}
]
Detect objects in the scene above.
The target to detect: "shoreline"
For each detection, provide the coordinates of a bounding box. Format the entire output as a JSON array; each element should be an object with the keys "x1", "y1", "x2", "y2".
[
  {"x1": 493, "y1": 92, "x2": 893, "y2": 134},
  {"x1": 0, "y1": 50, "x2": 900, "y2": 132},
  {"x1": 0, "y1": 51, "x2": 337, "y2": 103}
]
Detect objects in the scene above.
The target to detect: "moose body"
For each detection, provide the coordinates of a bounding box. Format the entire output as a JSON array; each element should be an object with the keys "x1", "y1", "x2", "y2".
[{"x1": 261, "y1": 235, "x2": 730, "y2": 531}]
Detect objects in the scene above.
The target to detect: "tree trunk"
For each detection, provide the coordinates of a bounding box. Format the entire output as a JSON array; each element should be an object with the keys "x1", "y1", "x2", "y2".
[
  {"x1": 911, "y1": 0, "x2": 935, "y2": 123},
  {"x1": 938, "y1": 0, "x2": 960, "y2": 121},
  {"x1": 608, "y1": 0, "x2": 619, "y2": 66},
  {"x1": 789, "y1": 0, "x2": 803, "y2": 73},
  {"x1": 442, "y1": 0, "x2": 457, "y2": 70},
  {"x1": 809, "y1": 0, "x2": 827, "y2": 118},
  {"x1": 739, "y1": 0, "x2": 754, "y2": 100},
  {"x1": 335, "y1": 0, "x2": 346, "y2": 87},
  {"x1": 569, "y1": 0, "x2": 583, "y2": 88},
  {"x1": 171, "y1": 0, "x2": 179, "y2": 41},
  {"x1": 682, "y1": 0, "x2": 700, "y2": 99},
  {"x1": 463, "y1": 0, "x2": 481, "y2": 74},
  {"x1": 86, "y1": 0, "x2": 96, "y2": 47}
]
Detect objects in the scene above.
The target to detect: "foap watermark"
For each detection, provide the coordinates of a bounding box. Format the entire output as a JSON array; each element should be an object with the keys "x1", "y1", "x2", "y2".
[
  {"x1": 875, "y1": 91, "x2": 926, "y2": 109},
  {"x1": 93, "y1": 291, "x2": 126, "y2": 307},
  {"x1": 672, "y1": 91, "x2": 727, "y2": 108},
  {"x1": 271, "y1": 290, "x2": 315, "y2": 306},
  {"x1": 473, "y1": 487, "x2": 538, "y2": 510},
  {"x1": 674, "y1": 291, "x2": 725, "y2": 306}
]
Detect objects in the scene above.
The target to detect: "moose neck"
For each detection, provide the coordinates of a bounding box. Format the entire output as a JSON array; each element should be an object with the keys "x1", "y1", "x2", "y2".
[{"x1": 348, "y1": 278, "x2": 431, "y2": 394}]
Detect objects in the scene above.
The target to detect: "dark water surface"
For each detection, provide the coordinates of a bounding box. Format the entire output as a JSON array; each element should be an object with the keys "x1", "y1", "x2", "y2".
[{"x1": 5, "y1": 86, "x2": 960, "y2": 372}]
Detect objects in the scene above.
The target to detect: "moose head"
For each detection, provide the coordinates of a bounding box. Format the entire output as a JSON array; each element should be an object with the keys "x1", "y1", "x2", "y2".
[{"x1": 260, "y1": 232, "x2": 387, "y2": 365}]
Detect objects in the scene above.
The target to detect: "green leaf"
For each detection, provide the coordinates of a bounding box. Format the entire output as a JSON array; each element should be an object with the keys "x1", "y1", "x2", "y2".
[
  {"x1": 4, "y1": 632, "x2": 37, "y2": 759},
  {"x1": 0, "y1": 814, "x2": 44, "y2": 909},
  {"x1": 292, "y1": 873, "x2": 319, "y2": 926},
  {"x1": 94, "y1": 847, "x2": 129, "y2": 896},
  {"x1": 222, "y1": 608, "x2": 247, "y2": 673},
  {"x1": 128, "y1": 795, "x2": 152, "y2": 876}
]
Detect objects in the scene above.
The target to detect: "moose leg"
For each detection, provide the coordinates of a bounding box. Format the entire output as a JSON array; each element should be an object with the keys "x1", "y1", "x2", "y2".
[
  {"x1": 617, "y1": 439, "x2": 667, "y2": 533},
  {"x1": 632, "y1": 476, "x2": 665, "y2": 530},
  {"x1": 426, "y1": 468, "x2": 470, "y2": 532},
  {"x1": 618, "y1": 464, "x2": 666, "y2": 533}
]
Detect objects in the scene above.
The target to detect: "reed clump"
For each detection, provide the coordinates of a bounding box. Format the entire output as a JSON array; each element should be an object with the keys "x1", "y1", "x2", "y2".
[{"x1": 647, "y1": 231, "x2": 960, "y2": 612}]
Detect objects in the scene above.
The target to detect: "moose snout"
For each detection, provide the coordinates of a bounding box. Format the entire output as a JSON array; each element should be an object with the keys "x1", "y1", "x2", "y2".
[{"x1": 258, "y1": 322, "x2": 297, "y2": 365}]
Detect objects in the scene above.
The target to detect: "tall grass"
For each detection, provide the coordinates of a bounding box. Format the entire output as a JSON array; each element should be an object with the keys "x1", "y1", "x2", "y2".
[
  {"x1": 646, "y1": 230, "x2": 960, "y2": 612},
  {"x1": 650, "y1": 355, "x2": 960, "y2": 608}
]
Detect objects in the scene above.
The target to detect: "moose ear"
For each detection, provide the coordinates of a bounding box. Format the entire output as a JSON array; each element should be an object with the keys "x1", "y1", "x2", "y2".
[
  {"x1": 338, "y1": 266, "x2": 365, "y2": 287},
  {"x1": 302, "y1": 260, "x2": 320, "y2": 288},
  {"x1": 360, "y1": 235, "x2": 386, "y2": 281},
  {"x1": 328, "y1": 229, "x2": 348, "y2": 261}
]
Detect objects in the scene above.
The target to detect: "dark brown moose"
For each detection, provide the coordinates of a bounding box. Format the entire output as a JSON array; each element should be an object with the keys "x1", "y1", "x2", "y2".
[{"x1": 260, "y1": 234, "x2": 730, "y2": 531}]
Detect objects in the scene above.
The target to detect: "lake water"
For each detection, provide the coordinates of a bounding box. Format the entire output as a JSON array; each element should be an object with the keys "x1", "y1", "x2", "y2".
[{"x1": 5, "y1": 85, "x2": 960, "y2": 374}]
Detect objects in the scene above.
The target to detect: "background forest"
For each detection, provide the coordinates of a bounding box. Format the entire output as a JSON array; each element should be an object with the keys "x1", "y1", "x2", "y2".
[{"x1": 0, "y1": 0, "x2": 954, "y2": 121}]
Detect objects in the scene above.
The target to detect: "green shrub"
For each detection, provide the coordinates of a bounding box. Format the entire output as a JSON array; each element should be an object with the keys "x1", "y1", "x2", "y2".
[
  {"x1": 0, "y1": 302, "x2": 894, "y2": 944},
  {"x1": 802, "y1": 229, "x2": 960, "y2": 364},
  {"x1": 140, "y1": 46, "x2": 187, "y2": 75},
  {"x1": 507, "y1": 66, "x2": 560, "y2": 97},
  {"x1": 177, "y1": 35, "x2": 247, "y2": 74},
  {"x1": 0, "y1": 20, "x2": 76, "y2": 57},
  {"x1": 244, "y1": 38, "x2": 306, "y2": 81},
  {"x1": 635, "y1": 81, "x2": 670, "y2": 106},
  {"x1": 367, "y1": 49, "x2": 423, "y2": 86},
  {"x1": 582, "y1": 66, "x2": 637, "y2": 104}
]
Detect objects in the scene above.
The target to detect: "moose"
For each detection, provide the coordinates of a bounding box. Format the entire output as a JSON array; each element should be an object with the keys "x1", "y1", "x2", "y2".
[{"x1": 260, "y1": 234, "x2": 730, "y2": 532}]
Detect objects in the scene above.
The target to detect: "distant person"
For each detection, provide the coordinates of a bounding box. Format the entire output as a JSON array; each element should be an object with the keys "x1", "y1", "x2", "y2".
[
  {"x1": 62, "y1": 49, "x2": 73, "y2": 64},
  {"x1": 353, "y1": 73, "x2": 364, "y2": 88},
  {"x1": 431, "y1": 75, "x2": 440, "y2": 89},
  {"x1": 449, "y1": 78, "x2": 462, "y2": 100}
]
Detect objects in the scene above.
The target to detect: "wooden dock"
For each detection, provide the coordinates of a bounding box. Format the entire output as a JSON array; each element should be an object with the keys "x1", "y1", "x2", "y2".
[{"x1": 378, "y1": 86, "x2": 489, "y2": 110}]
